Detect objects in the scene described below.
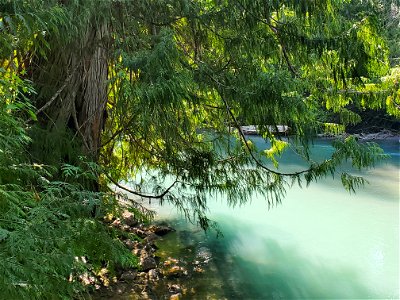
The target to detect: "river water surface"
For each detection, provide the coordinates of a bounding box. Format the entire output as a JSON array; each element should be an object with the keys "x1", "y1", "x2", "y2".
[{"x1": 147, "y1": 138, "x2": 399, "y2": 299}]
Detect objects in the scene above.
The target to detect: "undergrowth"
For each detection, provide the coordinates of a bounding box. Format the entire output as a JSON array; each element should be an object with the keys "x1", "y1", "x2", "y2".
[{"x1": 0, "y1": 99, "x2": 140, "y2": 299}]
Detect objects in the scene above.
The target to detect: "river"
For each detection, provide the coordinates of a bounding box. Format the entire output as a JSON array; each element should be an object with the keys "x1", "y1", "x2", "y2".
[{"x1": 146, "y1": 138, "x2": 399, "y2": 299}]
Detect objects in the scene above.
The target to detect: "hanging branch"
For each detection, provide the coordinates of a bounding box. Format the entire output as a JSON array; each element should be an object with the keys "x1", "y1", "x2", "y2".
[
  {"x1": 101, "y1": 115, "x2": 136, "y2": 148},
  {"x1": 206, "y1": 73, "x2": 318, "y2": 177},
  {"x1": 234, "y1": 0, "x2": 298, "y2": 76},
  {"x1": 105, "y1": 173, "x2": 178, "y2": 199},
  {"x1": 268, "y1": 24, "x2": 298, "y2": 77}
]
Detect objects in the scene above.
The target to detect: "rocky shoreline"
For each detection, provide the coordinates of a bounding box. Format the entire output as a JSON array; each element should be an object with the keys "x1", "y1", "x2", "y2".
[
  {"x1": 89, "y1": 211, "x2": 204, "y2": 300},
  {"x1": 351, "y1": 129, "x2": 400, "y2": 141},
  {"x1": 317, "y1": 129, "x2": 400, "y2": 141}
]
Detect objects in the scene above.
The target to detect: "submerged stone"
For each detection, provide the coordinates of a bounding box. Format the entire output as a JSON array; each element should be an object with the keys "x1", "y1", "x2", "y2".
[{"x1": 163, "y1": 266, "x2": 188, "y2": 278}]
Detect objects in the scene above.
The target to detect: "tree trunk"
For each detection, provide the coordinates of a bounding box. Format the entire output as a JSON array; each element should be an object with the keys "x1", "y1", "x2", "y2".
[{"x1": 32, "y1": 23, "x2": 109, "y2": 161}]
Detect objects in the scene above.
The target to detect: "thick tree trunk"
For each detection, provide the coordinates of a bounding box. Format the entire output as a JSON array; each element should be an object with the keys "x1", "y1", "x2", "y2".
[{"x1": 32, "y1": 23, "x2": 109, "y2": 160}]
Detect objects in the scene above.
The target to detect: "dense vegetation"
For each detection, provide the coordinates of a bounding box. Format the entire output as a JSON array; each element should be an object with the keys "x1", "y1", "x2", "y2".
[{"x1": 0, "y1": 0, "x2": 399, "y2": 298}]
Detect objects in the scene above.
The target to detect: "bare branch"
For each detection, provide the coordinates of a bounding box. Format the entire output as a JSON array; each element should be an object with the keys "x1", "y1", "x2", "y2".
[{"x1": 35, "y1": 65, "x2": 79, "y2": 115}]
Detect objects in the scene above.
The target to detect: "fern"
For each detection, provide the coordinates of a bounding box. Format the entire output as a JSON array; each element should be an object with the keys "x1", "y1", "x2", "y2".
[{"x1": 0, "y1": 87, "x2": 138, "y2": 299}]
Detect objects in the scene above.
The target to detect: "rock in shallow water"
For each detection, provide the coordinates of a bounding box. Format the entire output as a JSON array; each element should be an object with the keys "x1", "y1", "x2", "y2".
[
  {"x1": 196, "y1": 246, "x2": 212, "y2": 263},
  {"x1": 120, "y1": 270, "x2": 137, "y2": 282},
  {"x1": 140, "y1": 256, "x2": 157, "y2": 271},
  {"x1": 144, "y1": 232, "x2": 160, "y2": 244},
  {"x1": 163, "y1": 266, "x2": 188, "y2": 278},
  {"x1": 149, "y1": 225, "x2": 175, "y2": 236}
]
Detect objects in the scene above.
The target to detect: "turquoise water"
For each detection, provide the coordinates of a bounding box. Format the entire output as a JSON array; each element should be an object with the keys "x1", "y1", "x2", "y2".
[{"x1": 150, "y1": 138, "x2": 399, "y2": 299}]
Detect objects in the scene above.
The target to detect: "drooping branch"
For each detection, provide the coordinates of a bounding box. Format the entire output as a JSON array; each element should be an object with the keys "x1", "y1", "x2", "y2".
[
  {"x1": 206, "y1": 73, "x2": 319, "y2": 177},
  {"x1": 234, "y1": 0, "x2": 298, "y2": 76},
  {"x1": 105, "y1": 173, "x2": 178, "y2": 199},
  {"x1": 101, "y1": 115, "x2": 136, "y2": 148},
  {"x1": 268, "y1": 24, "x2": 298, "y2": 77}
]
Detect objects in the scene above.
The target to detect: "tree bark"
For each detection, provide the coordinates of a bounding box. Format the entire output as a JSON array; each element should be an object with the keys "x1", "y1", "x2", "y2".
[{"x1": 32, "y1": 23, "x2": 109, "y2": 160}]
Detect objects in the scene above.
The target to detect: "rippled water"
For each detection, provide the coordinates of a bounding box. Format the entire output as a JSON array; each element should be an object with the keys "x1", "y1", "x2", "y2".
[{"x1": 149, "y1": 138, "x2": 400, "y2": 299}]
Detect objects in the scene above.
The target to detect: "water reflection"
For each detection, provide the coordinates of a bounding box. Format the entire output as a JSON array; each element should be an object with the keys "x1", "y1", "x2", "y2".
[
  {"x1": 151, "y1": 139, "x2": 399, "y2": 299},
  {"x1": 215, "y1": 220, "x2": 378, "y2": 299},
  {"x1": 158, "y1": 218, "x2": 377, "y2": 299}
]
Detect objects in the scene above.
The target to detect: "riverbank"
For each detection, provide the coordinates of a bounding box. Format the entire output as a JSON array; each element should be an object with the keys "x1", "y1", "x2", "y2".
[
  {"x1": 352, "y1": 129, "x2": 400, "y2": 141},
  {"x1": 317, "y1": 129, "x2": 400, "y2": 141},
  {"x1": 90, "y1": 211, "x2": 202, "y2": 300}
]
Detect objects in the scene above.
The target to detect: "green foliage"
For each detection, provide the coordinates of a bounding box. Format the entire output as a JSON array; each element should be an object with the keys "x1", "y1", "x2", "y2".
[
  {"x1": 97, "y1": 0, "x2": 397, "y2": 223},
  {"x1": 0, "y1": 0, "x2": 399, "y2": 297},
  {"x1": 0, "y1": 93, "x2": 138, "y2": 298}
]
